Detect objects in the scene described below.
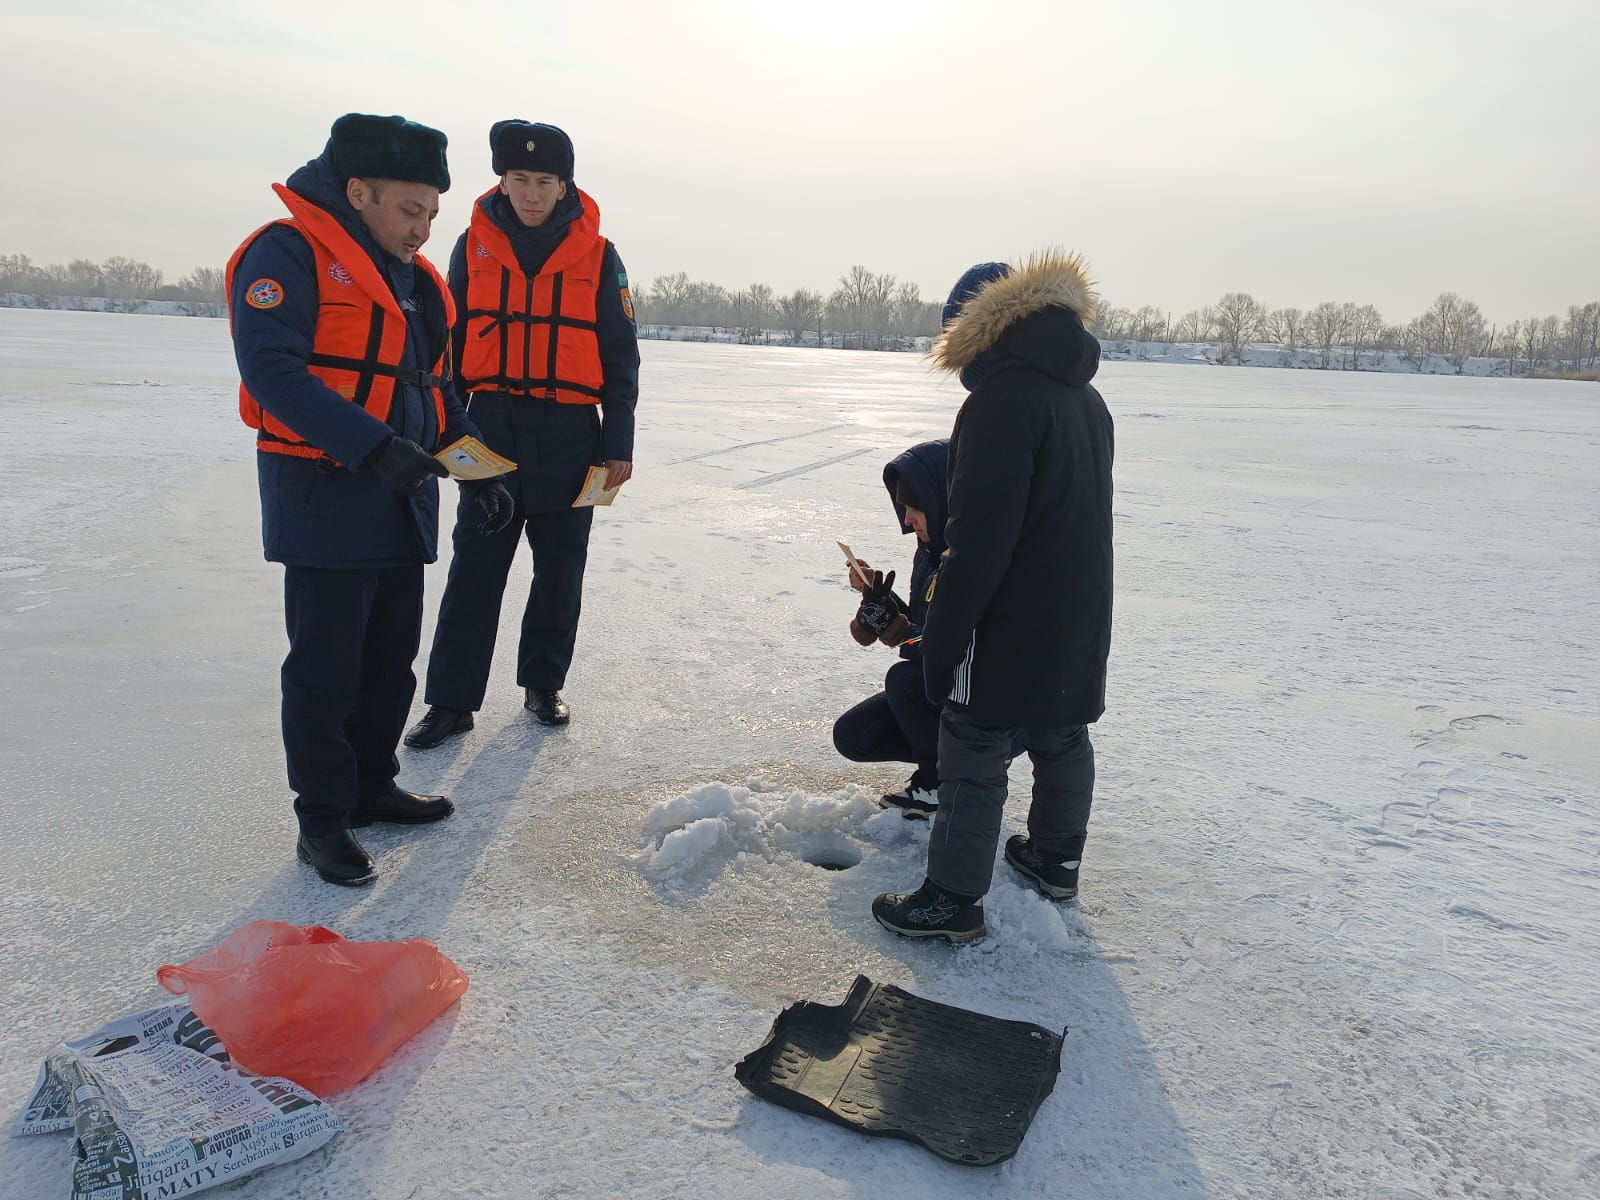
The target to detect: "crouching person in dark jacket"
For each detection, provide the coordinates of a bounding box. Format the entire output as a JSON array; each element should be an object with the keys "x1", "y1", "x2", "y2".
[
  {"x1": 227, "y1": 114, "x2": 514, "y2": 887},
  {"x1": 872, "y1": 252, "x2": 1114, "y2": 944},
  {"x1": 833, "y1": 440, "x2": 949, "y2": 818}
]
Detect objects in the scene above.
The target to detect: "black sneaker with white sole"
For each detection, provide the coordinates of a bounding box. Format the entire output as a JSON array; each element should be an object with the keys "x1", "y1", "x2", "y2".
[
  {"x1": 1004, "y1": 835, "x2": 1079, "y2": 899},
  {"x1": 872, "y1": 879, "x2": 986, "y2": 943},
  {"x1": 880, "y1": 766, "x2": 939, "y2": 819}
]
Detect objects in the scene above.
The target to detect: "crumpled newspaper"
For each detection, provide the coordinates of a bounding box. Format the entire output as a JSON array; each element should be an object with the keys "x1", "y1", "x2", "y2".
[{"x1": 11, "y1": 1001, "x2": 344, "y2": 1199}]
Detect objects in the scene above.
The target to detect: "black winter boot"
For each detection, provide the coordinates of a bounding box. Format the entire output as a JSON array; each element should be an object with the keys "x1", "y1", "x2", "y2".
[
  {"x1": 296, "y1": 829, "x2": 377, "y2": 887},
  {"x1": 350, "y1": 783, "x2": 454, "y2": 828},
  {"x1": 404, "y1": 706, "x2": 474, "y2": 749},
  {"x1": 880, "y1": 765, "x2": 939, "y2": 819},
  {"x1": 524, "y1": 688, "x2": 570, "y2": 726},
  {"x1": 871, "y1": 878, "x2": 985, "y2": 943},
  {"x1": 1004, "y1": 835, "x2": 1080, "y2": 899}
]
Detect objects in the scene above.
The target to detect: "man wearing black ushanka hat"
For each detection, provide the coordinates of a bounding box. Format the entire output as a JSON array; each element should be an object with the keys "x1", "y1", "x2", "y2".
[
  {"x1": 405, "y1": 120, "x2": 640, "y2": 747},
  {"x1": 226, "y1": 114, "x2": 513, "y2": 887}
]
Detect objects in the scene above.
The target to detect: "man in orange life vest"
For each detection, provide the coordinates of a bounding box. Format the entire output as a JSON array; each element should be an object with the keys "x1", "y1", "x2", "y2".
[
  {"x1": 227, "y1": 114, "x2": 515, "y2": 886},
  {"x1": 404, "y1": 121, "x2": 640, "y2": 747}
]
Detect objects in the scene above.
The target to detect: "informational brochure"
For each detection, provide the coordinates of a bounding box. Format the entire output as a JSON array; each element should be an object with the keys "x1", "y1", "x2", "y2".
[
  {"x1": 435, "y1": 436, "x2": 517, "y2": 480},
  {"x1": 572, "y1": 465, "x2": 622, "y2": 508},
  {"x1": 837, "y1": 541, "x2": 873, "y2": 588}
]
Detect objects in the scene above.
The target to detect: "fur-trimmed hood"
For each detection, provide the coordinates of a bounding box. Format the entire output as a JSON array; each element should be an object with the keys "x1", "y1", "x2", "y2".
[{"x1": 933, "y1": 251, "x2": 1101, "y2": 381}]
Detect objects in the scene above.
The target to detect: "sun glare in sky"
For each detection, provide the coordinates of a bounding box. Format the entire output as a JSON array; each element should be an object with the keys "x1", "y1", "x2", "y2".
[{"x1": 743, "y1": 0, "x2": 939, "y2": 44}]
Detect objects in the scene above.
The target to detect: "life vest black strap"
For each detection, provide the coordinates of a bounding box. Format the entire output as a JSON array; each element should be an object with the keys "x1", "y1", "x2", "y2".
[
  {"x1": 465, "y1": 377, "x2": 604, "y2": 400},
  {"x1": 465, "y1": 307, "x2": 599, "y2": 333},
  {"x1": 306, "y1": 352, "x2": 452, "y2": 389}
]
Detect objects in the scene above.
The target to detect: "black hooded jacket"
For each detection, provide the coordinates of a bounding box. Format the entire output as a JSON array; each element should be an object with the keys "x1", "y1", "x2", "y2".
[
  {"x1": 919, "y1": 253, "x2": 1114, "y2": 727},
  {"x1": 881, "y1": 439, "x2": 948, "y2": 655}
]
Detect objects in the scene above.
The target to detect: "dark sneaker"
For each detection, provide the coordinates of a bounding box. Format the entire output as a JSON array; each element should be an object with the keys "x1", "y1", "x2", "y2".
[
  {"x1": 880, "y1": 766, "x2": 939, "y2": 819},
  {"x1": 404, "y1": 705, "x2": 474, "y2": 749},
  {"x1": 872, "y1": 880, "x2": 986, "y2": 943},
  {"x1": 350, "y1": 783, "x2": 454, "y2": 828},
  {"x1": 525, "y1": 688, "x2": 570, "y2": 726},
  {"x1": 1004, "y1": 835, "x2": 1079, "y2": 899},
  {"x1": 296, "y1": 829, "x2": 377, "y2": 887}
]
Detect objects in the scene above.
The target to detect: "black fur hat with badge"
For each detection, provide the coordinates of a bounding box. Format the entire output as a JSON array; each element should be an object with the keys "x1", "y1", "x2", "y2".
[
  {"x1": 328, "y1": 113, "x2": 451, "y2": 191},
  {"x1": 490, "y1": 120, "x2": 575, "y2": 180}
]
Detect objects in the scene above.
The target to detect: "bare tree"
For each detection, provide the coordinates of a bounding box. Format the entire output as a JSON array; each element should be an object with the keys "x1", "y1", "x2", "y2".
[
  {"x1": 1211, "y1": 292, "x2": 1266, "y2": 363},
  {"x1": 1306, "y1": 302, "x2": 1348, "y2": 369},
  {"x1": 1174, "y1": 308, "x2": 1212, "y2": 343},
  {"x1": 1344, "y1": 303, "x2": 1385, "y2": 370},
  {"x1": 1415, "y1": 293, "x2": 1487, "y2": 372},
  {"x1": 102, "y1": 256, "x2": 162, "y2": 299},
  {"x1": 775, "y1": 288, "x2": 823, "y2": 346},
  {"x1": 1271, "y1": 306, "x2": 1305, "y2": 353},
  {"x1": 830, "y1": 265, "x2": 897, "y2": 349}
]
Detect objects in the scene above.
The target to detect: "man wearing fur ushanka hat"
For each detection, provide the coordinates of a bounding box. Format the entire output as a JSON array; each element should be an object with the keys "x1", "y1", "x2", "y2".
[
  {"x1": 404, "y1": 120, "x2": 640, "y2": 748},
  {"x1": 871, "y1": 251, "x2": 1114, "y2": 944},
  {"x1": 226, "y1": 113, "x2": 506, "y2": 887}
]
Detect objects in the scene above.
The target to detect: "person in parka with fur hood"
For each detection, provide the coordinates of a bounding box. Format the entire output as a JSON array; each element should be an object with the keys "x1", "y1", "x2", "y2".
[{"x1": 872, "y1": 251, "x2": 1113, "y2": 944}]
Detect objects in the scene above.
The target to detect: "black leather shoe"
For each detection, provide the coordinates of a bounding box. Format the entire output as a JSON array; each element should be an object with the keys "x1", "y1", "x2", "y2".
[
  {"x1": 350, "y1": 783, "x2": 454, "y2": 828},
  {"x1": 524, "y1": 688, "x2": 570, "y2": 726},
  {"x1": 296, "y1": 829, "x2": 377, "y2": 887},
  {"x1": 404, "y1": 705, "x2": 474, "y2": 749}
]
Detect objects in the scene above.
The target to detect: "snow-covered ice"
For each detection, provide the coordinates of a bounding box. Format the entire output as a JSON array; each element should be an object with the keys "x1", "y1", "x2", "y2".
[{"x1": 1, "y1": 308, "x2": 1596, "y2": 1198}]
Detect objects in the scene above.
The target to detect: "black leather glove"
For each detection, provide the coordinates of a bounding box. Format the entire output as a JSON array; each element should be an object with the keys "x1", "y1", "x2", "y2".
[
  {"x1": 473, "y1": 480, "x2": 515, "y2": 536},
  {"x1": 855, "y1": 569, "x2": 905, "y2": 638},
  {"x1": 363, "y1": 435, "x2": 448, "y2": 496}
]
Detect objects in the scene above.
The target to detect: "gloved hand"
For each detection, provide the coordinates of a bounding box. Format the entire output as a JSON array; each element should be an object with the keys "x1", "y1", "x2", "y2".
[
  {"x1": 364, "y1": 435, "x2": 449, "y2": 496},
  {"x1": 924, "y1": 658, "x2": 956, "y2": 706},
  {"x1": 473, "y1": 480, "x2": 515, "y2": 536},
  {"x1": 855, "y1": 570, "x2": 907, "y2": 640}
]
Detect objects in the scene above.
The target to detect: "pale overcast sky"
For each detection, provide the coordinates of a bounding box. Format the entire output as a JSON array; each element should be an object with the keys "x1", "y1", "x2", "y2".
[{"x1": 4, "y1": 0, "x2": 1596, "y2": 323}]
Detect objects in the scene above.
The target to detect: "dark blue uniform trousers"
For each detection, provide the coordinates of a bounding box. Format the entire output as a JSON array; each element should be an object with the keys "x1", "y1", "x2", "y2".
[
  {"x1": 927, "y1": 707, "x2": 1095, "y2": 898},
  {"x1": 424, "y1": 496, "x2": 594, "y2": 712},
  {"x1": 832, "y1": 659, "x2": 940, "y2": 777},
  {"x1": 282, "y1": 564, "x2": 423, "y2": 836}
]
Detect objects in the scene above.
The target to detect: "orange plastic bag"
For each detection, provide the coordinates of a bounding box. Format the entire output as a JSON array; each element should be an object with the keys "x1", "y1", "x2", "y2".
[{"x1": 157, "y1": 921, "x2": 469, "y2": 1095}]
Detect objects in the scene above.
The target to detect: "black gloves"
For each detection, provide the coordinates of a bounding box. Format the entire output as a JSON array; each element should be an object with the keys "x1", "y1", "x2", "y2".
[
  {"x1": 473, "y1": 480, "x2": 515, "y2": 536},
  {"x1": 855, "y1": 570, "x2": 907, "y2": 640},
  {"x1": 364, "y1": 435, "x2": 449, "y2": 496}
]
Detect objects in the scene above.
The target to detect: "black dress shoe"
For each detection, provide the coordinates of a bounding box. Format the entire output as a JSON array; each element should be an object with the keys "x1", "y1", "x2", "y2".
[
  {"x1": 404, "y1": 705, "x2": 474, "y2": 749},
  {"x1": 296, "y1": 829, "x2": 377, "y2": 887},
  {"x1": 524, "y1": 688, "x2": 570, "y2": 726},
  {"x1": 350, "y1": 783, "x2": 455, "y2": 827}
]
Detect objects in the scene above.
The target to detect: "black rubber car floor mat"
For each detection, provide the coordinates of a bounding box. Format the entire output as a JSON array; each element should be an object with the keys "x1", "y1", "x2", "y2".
[{"x1": 734, "y1": 974, "x2": 1064, "y2": 1166}]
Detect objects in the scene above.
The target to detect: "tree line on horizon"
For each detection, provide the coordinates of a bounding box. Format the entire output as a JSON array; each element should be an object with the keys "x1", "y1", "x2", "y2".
[
  {"x1": 0, "y1": 253, "x2": 226, "y2": 316},
  {"x1": 3, "y1": 250, "x2": 1596, "y2": 376}
]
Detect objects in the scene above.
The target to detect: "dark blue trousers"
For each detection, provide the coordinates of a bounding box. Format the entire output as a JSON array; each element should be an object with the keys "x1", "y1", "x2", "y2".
[
  {"x1": 282, "y1": 565, "x2": 423, "y2": 836},
  {"x1": 927, "y1": 708, "x2": 1095, "y2": 897},
  {"x1": 424, "y1": 495, "x2": 594, "y2": 711},
  {"x1": 833, "y1": 659, "x2": 940, "y2": 777}
]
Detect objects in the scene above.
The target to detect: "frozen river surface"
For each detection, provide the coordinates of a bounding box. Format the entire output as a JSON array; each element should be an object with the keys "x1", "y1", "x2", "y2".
[{"x1": 1, "y1": 309, "x2": 1596, "y2": 1198}]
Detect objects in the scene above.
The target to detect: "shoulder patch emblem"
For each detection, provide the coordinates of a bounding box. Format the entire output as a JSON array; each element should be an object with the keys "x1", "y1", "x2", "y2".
[
  {"x1": 617, "y1": 270, "x2": 630, "y2": 288},
  {"x1": 246, "y1": 279, "x2": 283, "y2": 309},
  {"x1": 620, "y1": 286, "x2": 635, "y2": 322},
  {"x1": 327, "y1": 262, "x2": 354, "y2": 286}
]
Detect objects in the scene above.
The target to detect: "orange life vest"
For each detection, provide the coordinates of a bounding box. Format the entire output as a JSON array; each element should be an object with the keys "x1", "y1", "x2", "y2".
[
  {"x1": 226, "y1": 183, "x2": 455, "y2": 460},
  {"x1": 459, "y1": 186, "x2": 607, "y2": 404}
]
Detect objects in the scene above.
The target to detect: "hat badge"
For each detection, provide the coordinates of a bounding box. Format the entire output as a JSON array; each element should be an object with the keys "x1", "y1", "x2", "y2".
[{"x1": 526, "y1": 140, "x2": 536, "y2": 151}]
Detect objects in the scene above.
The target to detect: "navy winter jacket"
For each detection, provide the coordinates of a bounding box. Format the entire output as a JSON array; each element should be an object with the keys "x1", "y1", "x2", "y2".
[
  {"x1": 447, "y1": 188, "x2": 640, "y2": 514},
  {"x1": 880, "y1": 438, "x2": 949, "y2": 654},
  {"x1": 229, "y1": 150, "x2": 477, "y2": 567}
]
